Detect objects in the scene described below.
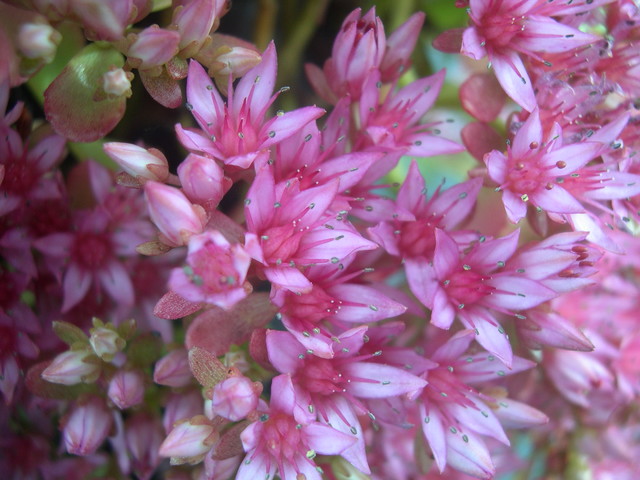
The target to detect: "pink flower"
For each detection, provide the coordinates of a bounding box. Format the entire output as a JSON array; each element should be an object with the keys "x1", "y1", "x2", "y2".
[
  {"x1": 417, "y1": 329, "x2": 545, "y2": 478},
  {"x1": 176, "y1": 42, "x2": 324, "y2": 170},
  {"x1": 237, "y1": 374, "x2": 356, "y2": 480},
  {"x1": 267, "y1": 327, "x2": 427, "y2": 473},
  {"x1": 461, "y1": 0, "x2": 602, "y2": 111},
  {"x1": 168, "y1": 230, "x2": 251, "y2": 310},
  {"x1": 176, "y1": 153, "x2": 231, "y2": 211},
  {"x1": 406, "y1": 229, "x2": 557, "y2": 365},
  {"x1": 244, "y1": 165, "x2": 377, "y2": 293},
  {"x1": 108, "y1": 369, "x2": 145, "y2": 410},
  {"x1": 369, "y1": 160, "x2": 482, "y2": 260},
  {"x1": 484, "y1": 108, "x2": 602, "y2": 224},
  {"x1": 41, "y1": 349, "x2": 100, "y2": 385}
]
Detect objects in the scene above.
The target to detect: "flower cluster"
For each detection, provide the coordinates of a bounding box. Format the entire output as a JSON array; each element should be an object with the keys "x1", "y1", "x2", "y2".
[{"x1": 1, "y1": 1, "x2": 639, "y2": 480}]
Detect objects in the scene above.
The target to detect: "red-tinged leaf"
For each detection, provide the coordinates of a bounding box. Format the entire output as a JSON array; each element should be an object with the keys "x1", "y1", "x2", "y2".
[
  {"x1": 432, "y1": 28, "x2": 464, "y2": 53},
  {"x1": 185, "y1": 293, "x2": 277, "y2": 354},
  {"x1": 188, "y1": 347, "x2": 228, "y2": 390},
  {"x1": 44, "y1": 44, "x2": 127, "y2": 142},
  {"x1": 136, "y1": 240, "x2": 173, "y2": 256},
  {"x1": 139, "y1": 68, "x2": 182, "y2": 108},
  {"x1": 26, "y1": 361, "x2": 95, "y2": 399},
  {"x1": 153, "y1": 291, "x2": 202, "y2": 319},
  {"x1": 460, "y1": 73, "x2": 506, "y2": 122},
  {"x1": 212, "y1": 421, "x2": 249, "y2": 460},
  {"x1": 249, "y1": 328, "x2": 273, "y2": 371},
  {"x1": 461, "y1": 122, "x2": 504, "y2": 162}
]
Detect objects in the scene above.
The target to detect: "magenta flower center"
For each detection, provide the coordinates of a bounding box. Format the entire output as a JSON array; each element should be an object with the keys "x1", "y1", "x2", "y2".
[
  {"x1": 297, "y1": 357, "x2": 347, "y2": 395},
  {"x1": 261, "y1": 413, "x2": 306, "y2": 460},
  {"x1": 473, "y1": 1, "x2": 527, "y2": 50},
  {"x1": 505, "y1": 149, "x2": 548, "y2": 194},
  {"x1": 3, "y1": 159, "x2": 38, "y2": 196},
  {"x1": 443, "y1": 267, "x2": 495, "y2": 306},
  {"x1": 398, "y1": 218, "x2": 440, "y2": 258},
  {"x1": 188, "y1": 243, "x2": 240, "y2": 293},
  {"x1": 73, "y1": 233, "x2": 113, "y2": 270}
]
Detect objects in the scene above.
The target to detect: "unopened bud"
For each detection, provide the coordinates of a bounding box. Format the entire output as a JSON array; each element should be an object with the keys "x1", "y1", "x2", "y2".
[
  {"x1": 211, "y1": 375, "x2": 260, "y2": 421},
  {"x1": 42, "y1": 350, "x2": 101, "y2": 385},
  {"x1": 144, "y1": 181, "x2": 206, "y2": 247},
  {"x1": 154, "y1": 349, "x2": 192, "y2": 388},
  {"x1": 127, "y1": 25, "x2": 180, "y2": 70},
  {"x1": 90, "y1": 326, "x2": 126, "y2": 361},
  {"x1": 104, "y1": 142, "x2": 169, "y2": 183},
  {"x1": 102, "y1": 67, "x2": 133, "y2": 98},
  {"x1": 108, "y1": 369, "x2": 145, "y2": 409},
  {"x1": 63, "y1": 397, "x2": 113, "y2": 456},
  {"x1": 158, "y1": 416, "x2": 216, "y2": 460},
  {"x1": 163, "y1": 390, "x2": 203, "y2": 434},
  {"x1": 17, "y1": 22, "x2": 61, "y2": 63},
  {"x1": 177, "y1": 153, "x2": 230, "y2": 210}
]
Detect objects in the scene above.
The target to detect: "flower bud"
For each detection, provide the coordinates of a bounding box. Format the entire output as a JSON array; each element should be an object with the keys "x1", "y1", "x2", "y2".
[
  {"x1": 173, "y1": 0, "x2": 227, "y2": 57},
  {"x1": 177, "y1": 153, "x2": 230, "y2": 210},
  {"x1": 63, "y1": 397, "x2": 113, "y2": 456},
  {"x1": 125, "y1": 413, "x2": 164, "y2": 479},
  {"x1": 104, "y1": 142, "x2": 169, "y2": 183},
  {"x1": 126, "y1": 25, "x2": 180, "y2": 70},
  {"x1": 154, "y1": 349, "x2": 192, "y2": 388},
  {"x1": 108, "y1": 369, "x2": 145, "y2": 409},
  {"x1": 102, "y1": 67, "x2": 133, "y2": 98},
  {"x1": 90, "y1": 326, "x2": 126, "y2": 361},
  {"x1": 163, "y1": 390, "x2": 203, "y2": 434},
  {"x1": 158, "y1": 415, "x2": 216, "y2": 460},
  {"x1": 42, "y1": 350, "x2": 101, "y2": 385},
  {"x1": 211, "y1": 375, "x2": 259, "y2": 421},
  {"x1": 144, "y1": 181, "x2": 206, "y2": 247},
  {"x1": 17, "y1": 22, "x2": 61, "y2": 63}
]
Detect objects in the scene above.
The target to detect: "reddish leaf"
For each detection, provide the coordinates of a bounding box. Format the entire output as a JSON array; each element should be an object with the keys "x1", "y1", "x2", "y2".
[
  {"x1": 153, "y1": 291, "x2": 202, "y2": 319},
  {"x1": 212, "y1": 421, "x2": 249, "y2": 460},
  {"x1": 188, "y1": 347, "x2": 228, "y2": 390},
  {"x1": 139, "y1": 68, "x2": 182, "y2": 108},
  {"x1": 461, "y1": 122, "x2": 504, "y2": 162},
  {"x1": 460, "y1": 73, "x2": 507, "y2": 122},
  {"x1": 432, "y1": 28, "x2": 464, "y2": 54}
]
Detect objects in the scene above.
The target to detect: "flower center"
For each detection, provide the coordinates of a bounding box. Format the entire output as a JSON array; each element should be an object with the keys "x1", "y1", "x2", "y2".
[
  {"x1": 443, "y1": 267, "x2": 494, "y2": 306},
  {"x1": 297, "y1": 357, "x2": 346, "y2": 395},
  {"x1": 398, "y1": 218, "x2": 440, "y2": 259},
  {"x1": 73, "y1": 233, "x2": 112, "y2": 270},
  {"x1": 3, "y1": 159, "x2": 38, "y2": 196}
]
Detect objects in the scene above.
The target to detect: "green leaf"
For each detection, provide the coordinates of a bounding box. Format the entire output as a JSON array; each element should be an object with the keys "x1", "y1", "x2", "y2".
[
  {"x1": 44, "y1": 43, "x2": 127, "y2": 142},
  {"x1": 53, "y1": 321, "x2": 89, "y2": 347}
]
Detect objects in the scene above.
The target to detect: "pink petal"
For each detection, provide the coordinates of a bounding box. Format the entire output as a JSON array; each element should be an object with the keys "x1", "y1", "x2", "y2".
[
  {"x1": 490, "y1": 51, "x2": 536, "y2": 112},
  {"x1": 98, "y1": 260, "x2": 134, "y2": 308},
  {"x1": 460, "y1": 308, "x2": 513, "y2": 367},
  {"x1": 531, "y1": 185, "x2": 584, "y2": 214},
  {"x1": 260, "y1": 106, "x2": 325, "y2": 149},
  {"x1": 186, "y1": 60, "x2": 223, "y2": 130},
  {"x1": 484, "y1": 276, "x2": 556, "y2": 310},
  {"x1": 420, "y1": 403, "x2": 447, "y2": 472},
  {"x1": 264, "y1": 266, "x2": 312, "y2": 293},
  {"x1": 62, "y1": 263, "x2": 92, "y2": 312},
  {"x1": 342, "y1": 362, "x2": 427, "y2": 398},
  {"x1": 305, "y1": 423, "x2": 357, "y2": 455}
]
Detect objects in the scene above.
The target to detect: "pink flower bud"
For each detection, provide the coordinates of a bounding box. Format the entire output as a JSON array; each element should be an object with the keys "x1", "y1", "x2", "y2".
[
  {"x1": 108, "y1": 369, "x2": 145, "y2": 409},
  {"x1": 163, "y1": 390, "x2": 203, "y2": 434},
  {"x1": 125, "y1": 413, "x2": 164, "y2": 479},
  {"x1": 104, "y1": 142, "x2": 169, "y2": 183},
  {"x1": 177, "y1": 153, "x2": 230, "y2": 210},
  {"x1": 158, "y1": 416, "x2": 216, "y2": 460},
  {"x1": 102, "y1": 67, "x2": 133, "y2": 98},
  {"x1": 127, "y1": 25, "x2": 180, "y2": 70},
  {"x1": 63, "y1": 396, "x2": 113, "y2": 456},
  {"x1": 154, "y1": 349, "x2": 192, "y2": 388},
  {"x1": 173, "y1": 0, "x2": 227, "y2": 57},
  {"x1": 71, "y1": 0, "x2": 132, "y2": 41},
  {"x1": 211, "y1": 375, "x2": 259, "y2": 421},
  {"x1": 90, "y1": 326, "x2": 126, "y2": 361},
  {"x1": 144, "y1": 181, "x2": 206, "y2": 247},
  {"x1": 17, "y1": 22, "x2": 61, "y2": 63},
  {"x1": 169, "y1": 230, "x2": 251, "y2": 309},
  {"x1": 42, "y1": 350, "x2": 101, "y2": 385}
]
